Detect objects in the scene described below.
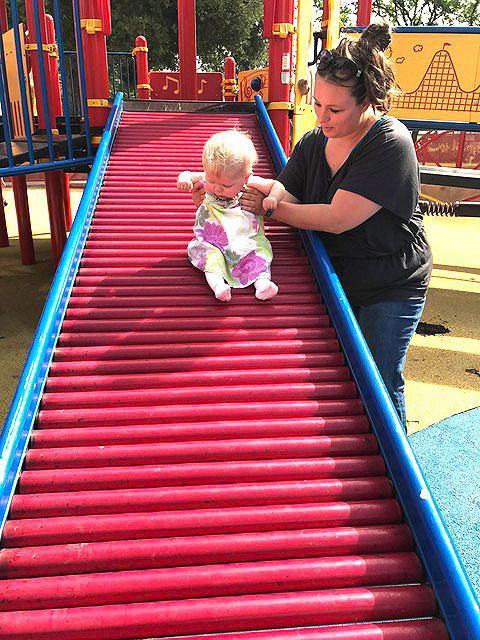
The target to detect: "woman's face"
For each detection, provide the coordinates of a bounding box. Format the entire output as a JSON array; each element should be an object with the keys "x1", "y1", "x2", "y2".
[{"x1": 313, "y1": 74, "x2": 369, "y2": 139}]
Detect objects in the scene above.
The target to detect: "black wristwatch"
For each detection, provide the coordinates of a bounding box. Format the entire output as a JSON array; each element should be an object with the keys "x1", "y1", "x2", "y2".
[{"x1": 265, "y1": 209, "x2": 274, "y2": 218}]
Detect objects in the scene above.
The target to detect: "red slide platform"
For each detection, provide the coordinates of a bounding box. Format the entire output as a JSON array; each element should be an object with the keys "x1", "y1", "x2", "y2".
[{"x1": 0, "y1": 109, "x2": 449, "y2": 639}]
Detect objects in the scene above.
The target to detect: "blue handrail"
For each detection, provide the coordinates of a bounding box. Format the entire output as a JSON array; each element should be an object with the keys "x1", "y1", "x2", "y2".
[
  {"x1": 401, "y1": 119, "x2": 480, "y2": 132},
  {"x1": 0, "y1": 92, "x2": 124, "y2": 536},
  {"x1": 254, "y1": 93, "x2": 480, "y2": 640}
]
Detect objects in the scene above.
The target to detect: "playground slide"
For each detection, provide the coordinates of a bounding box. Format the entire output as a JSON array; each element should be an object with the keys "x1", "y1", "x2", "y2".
[{"x1": 0, "y1": 94, "x2": 478, "y2": 639}]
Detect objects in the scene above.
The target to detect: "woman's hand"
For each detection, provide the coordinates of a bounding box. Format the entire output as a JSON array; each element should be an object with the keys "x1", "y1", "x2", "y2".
[
  {"x1": 240, "y1": 186, "x2": 265, "y2": 216},
  {"x1": 192, "y1": 180, "x2": 206, "y2": 208}
]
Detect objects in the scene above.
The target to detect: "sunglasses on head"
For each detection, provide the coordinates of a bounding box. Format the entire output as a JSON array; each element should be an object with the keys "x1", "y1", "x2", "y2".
[{"x1": 316, "y1": 49, "x2": 362, "y2": 81}]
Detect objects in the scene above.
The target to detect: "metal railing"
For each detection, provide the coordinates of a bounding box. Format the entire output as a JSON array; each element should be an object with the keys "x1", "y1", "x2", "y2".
[
  {"x1": 63, "y1": 50, "x2": 137, "y2": 117},
  {"x1": 0, "y1": 0, "x2": 94, "y2": 176}
]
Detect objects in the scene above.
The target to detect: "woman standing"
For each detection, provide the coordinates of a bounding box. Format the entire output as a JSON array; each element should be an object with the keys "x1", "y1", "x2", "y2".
[{"x1": 239, "y1": 23, "x2": 433, "y2": 429}]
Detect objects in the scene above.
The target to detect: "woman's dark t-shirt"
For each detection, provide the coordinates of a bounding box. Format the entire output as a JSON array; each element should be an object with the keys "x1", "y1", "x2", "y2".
[{"x1": 276, "y1": 116, "x2": 432, "y2": 306}]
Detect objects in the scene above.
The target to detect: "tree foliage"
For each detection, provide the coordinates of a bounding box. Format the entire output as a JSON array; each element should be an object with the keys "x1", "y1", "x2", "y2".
[
  {"x1": 312, "y1": 0, "x2": 480, "y2": 27},
  {"x1": 374, "y1": 0, "x2": 480, "y2": 26},
  {"x1": 54, "y1": 0, "x2": 267, "y2": 73}
]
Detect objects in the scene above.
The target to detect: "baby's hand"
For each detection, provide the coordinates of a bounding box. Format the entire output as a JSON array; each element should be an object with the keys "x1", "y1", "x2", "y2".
[
  {"x1": 263, "y1": 196, "x2": 278, "y2": 211},
  {"x1": 177, "y1": 171, "x2": 193, "y2": 192}
]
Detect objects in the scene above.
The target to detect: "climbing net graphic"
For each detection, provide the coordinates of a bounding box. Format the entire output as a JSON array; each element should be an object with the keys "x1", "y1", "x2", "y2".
[{"x1": 392, "y1": 48, "x2": 480, "y2": 112}]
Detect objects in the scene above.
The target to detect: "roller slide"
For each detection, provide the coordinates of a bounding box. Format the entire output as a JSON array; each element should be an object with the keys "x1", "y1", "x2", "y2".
[{"x1": 0, "y1": 94, "x2": 478, "y2": 639}]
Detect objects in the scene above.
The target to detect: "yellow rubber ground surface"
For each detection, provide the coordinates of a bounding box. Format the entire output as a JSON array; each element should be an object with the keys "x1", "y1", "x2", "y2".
[{"x1": 0, "y1": 185, "x2": 479, "y2": 435}]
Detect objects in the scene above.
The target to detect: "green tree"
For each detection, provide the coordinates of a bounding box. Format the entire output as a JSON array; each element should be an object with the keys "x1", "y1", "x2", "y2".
[
  {"x1": 374, "y1": 0, "x2": 480, "y2": 25},
  {"x1": 312, "y1": 0, "x2": 480, "y2": 27},
  {"x1": 312, "y1": 0, "x2": 356, "y2": 30},
  {"x1": 54, "y1": 0, "x2": 267, "y2": 72}
]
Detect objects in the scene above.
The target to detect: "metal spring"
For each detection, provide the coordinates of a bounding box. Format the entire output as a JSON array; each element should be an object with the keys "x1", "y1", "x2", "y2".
[{"x1": 419, "y1": 200, "x2": 458, "y2": 216}]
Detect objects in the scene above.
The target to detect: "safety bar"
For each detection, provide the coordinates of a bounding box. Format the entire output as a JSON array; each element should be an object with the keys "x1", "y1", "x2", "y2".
[
  {"x1": 255, "y1": 93, "x2": 480, "y2": 640},
  {"x1": 0, "y1": 92, "x2": 123, "y2": 535}
]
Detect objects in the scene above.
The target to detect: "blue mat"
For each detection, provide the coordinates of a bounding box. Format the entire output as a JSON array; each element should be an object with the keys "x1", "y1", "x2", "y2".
[{"x1": 409, "y1": 407, "x2": 480, "y2": 599}]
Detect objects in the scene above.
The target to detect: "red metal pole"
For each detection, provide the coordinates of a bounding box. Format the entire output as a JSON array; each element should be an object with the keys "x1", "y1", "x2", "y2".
[
  {"x1": 134, "y1": 36, "x2": 150, "y2": 100},
  {"x1": 12, "y1": 175, "x2": 35, "y2": 265},
  {"x1": 223, "y1": 56, "x2": 237, "y2": 102},
  {"x1": 456, "y1": 131, "x2": 466, "y2": 168},
  {"x1": 265, "y1": 0, "x2": 294, "y2": 154},
  {"x1": 45, "y1": 14, "x2": 62, "y2": 120},
  {"x1": 76, "y1": 0, "x2": 111, "y2": 129},
  {"x1": 45, "y1": 171, "x2": 66, "y2": 265},
  {"x1": 357, "y1": 0, "x2": 373, "y2": 26},
  {"x1": 45, "y1": 13, "x2": 72, "y2": 232},
  {"x1": 25, "y1": 0, "x2": 52, "y2": 129},
  {"x1": 0, "y1": 0, "x2": 8, "y2": 33},
  {"x1": 60, "y1": 171, "x2": 73, "y2": 231},
  {"x1": 25, "y1": 1, "x2": 66, "y2": 260},
  {"x1": 178, "y1": 0, "x2": 197, "y2": 100}
]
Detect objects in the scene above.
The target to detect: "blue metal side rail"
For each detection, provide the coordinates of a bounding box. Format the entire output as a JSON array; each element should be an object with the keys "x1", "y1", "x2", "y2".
[
  {"x1": 254, "y1": 93, "x2": 480, "y2": 640},
  {"x1": 0, "y1": 91, "x2": 123, "y2": 534},
  {"x1": 0, "y1": 0, "x2": 94, "y2": 176}
]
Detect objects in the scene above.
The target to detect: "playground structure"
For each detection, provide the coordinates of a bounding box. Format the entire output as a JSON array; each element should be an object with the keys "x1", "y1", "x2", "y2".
[
  {"x1": 0, "y1": 1, "x2": 479, "y2": 638},
  {"x1": 0, "y1": 1, "x2": 479, "y2": 269}
]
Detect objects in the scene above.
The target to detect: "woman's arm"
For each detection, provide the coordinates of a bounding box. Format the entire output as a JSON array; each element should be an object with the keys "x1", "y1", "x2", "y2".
[{"x1": 244, "y1": 187, "x2": 381, "y2": 234}]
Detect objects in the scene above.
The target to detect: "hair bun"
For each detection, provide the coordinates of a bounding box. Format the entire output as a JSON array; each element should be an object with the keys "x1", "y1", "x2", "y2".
[{"x1": 361, "y1": 23, "x2": 392, "y2": 52}]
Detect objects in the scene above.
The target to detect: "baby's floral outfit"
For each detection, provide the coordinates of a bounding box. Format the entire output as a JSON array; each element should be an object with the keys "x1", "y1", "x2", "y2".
[{"x1": 188, "y1": 192, "x2": 273, "y2": 287}]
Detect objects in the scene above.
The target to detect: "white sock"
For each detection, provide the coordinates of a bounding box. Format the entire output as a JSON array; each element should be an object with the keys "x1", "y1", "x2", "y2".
[
  {"x1": 205, "y1": 272, "x2": 231, "y2": 302},
  {"x1": 254, "y1": 278, "x2": 278, "y2": 300}
]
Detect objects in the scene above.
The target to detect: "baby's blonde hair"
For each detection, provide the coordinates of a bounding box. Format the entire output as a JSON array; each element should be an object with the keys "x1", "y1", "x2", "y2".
[{"x1": 202, "y1": 130, "x2": 257, "y2": 178}]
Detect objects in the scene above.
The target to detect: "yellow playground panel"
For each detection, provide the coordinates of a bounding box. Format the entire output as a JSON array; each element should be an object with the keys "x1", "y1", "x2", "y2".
[
  {"x1": 2, "y1": 24, "x2": 35, "y2": 138},
  {"x1": 240, "y1": 16, "x2": 480, "y2": 146},
  {"x1": 295, "y1": 30, "x2": 480, "y2": 139}
]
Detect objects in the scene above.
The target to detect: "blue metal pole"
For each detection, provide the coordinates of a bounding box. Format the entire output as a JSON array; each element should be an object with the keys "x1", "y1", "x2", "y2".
[
  {"x1": 32, "y1": 0, "x2": 55, "y2": 161},
  {"x1": 401, "y1": 119, "x2": 480, "y2": 132},
  {"x1": 254, "y1": 93, "x2": 480, "y2": 640},
  {"x1": 10, "y1": 0, "x2": 35, "y2": 163},
  {"x1": 0, "y1": 38, "x2": 15, "y2": 166},
  {"x1": 0, "y1": 92, "x2": 123, "y2": 537},
  {"x1": 53, "y1": 0, "x2": 73, "y2": 159},
  {"x1": 72, "y1": 0, "x2": 92, "y2": 157}
]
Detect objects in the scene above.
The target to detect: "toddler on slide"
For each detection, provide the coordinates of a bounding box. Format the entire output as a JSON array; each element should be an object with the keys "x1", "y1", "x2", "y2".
[{"x1": 177, "y1": 129, "x2": 284, "y2": 302}]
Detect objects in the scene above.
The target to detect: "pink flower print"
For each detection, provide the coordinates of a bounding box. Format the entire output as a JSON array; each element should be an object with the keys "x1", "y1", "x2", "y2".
[
  {"x1": 231, "y1": 251, "x2": 267, "y2": 285},
  {"x1": 252, "y1": 216, "x2": 258, "y2": 233},
  {"x1": 199, "y1": 222, "x2": 228, "y2": 250}
]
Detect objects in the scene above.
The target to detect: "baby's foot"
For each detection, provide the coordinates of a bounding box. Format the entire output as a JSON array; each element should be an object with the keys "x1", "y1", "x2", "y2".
[
  {"x1": 206, "y1": 272, "x2": 231, "y2": 302},
  {"x1": 254, "y1": 278, "x2": 278, "y2": 300},
  {"x1": 214, "y1": 283, "x2": 232, "y2": 302}
]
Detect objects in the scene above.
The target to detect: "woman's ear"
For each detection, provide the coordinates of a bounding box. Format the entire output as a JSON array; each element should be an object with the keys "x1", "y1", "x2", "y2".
[{"x1": 361, "y1": 98, "x2": 371, "y2": 113}]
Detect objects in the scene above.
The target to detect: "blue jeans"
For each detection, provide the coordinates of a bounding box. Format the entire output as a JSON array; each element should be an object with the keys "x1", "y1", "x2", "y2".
[{"x1": 352, "y1": 297, "x2": 426, "y2": 430}]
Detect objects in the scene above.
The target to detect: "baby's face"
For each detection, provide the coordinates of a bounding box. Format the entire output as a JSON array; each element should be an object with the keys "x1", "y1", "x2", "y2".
[{"x1": 204, "y1": 168, "x2": 247, "y2": 198}]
